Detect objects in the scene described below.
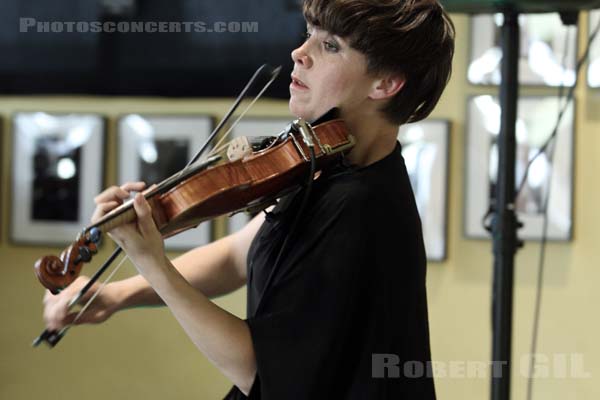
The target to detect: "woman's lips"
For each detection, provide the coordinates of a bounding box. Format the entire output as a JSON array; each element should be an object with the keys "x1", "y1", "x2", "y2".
[{"x1": 290, "y1": 75, "x2": 309, "y2": 90}]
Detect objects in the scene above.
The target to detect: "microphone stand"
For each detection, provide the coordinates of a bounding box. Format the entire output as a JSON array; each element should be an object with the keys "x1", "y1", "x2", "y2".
[{"x1": 490, "y1": 8, "x2": 523, "y2": 400}]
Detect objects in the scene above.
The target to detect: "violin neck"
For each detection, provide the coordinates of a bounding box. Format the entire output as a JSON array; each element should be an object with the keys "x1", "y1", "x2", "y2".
[{"x1": 88, "y1": 200, "x2": 138, "y2": 237}]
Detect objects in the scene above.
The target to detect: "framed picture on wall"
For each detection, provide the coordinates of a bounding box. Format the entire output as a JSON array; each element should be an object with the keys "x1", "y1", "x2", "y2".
[
  {"x1": 118, "y1": 114, "x2": 214, "y2": 250},
  {"x1": 11, "y1": 112, "x2": 105, "y2": 245},
  {"x1": 469, "y1": 13, "x2": 577, "y2": 86},
  {"x1": 226, "y1": 117, "x2": 292, "y2": 235},
  {"x1": 0, "y1": 116, "x2": 3, "y2": 243},
  {"x1": 464, "y1": 95, "x2": 574, "y2": 240},
  {"x1": 588, "y1": 10, "x2": 600, "y2": 88},
  {"x1": 398, "y1": 120, "x2": 450, "y2": 262}
]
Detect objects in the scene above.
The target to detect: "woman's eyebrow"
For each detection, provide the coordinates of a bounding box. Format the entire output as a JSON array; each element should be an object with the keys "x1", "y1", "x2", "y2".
[{"x1": 329, "y1": 34, "x2": 346, "y2": 46}]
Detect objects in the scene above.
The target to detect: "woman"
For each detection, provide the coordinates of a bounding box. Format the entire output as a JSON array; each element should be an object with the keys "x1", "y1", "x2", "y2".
[{"x1": 42, "y1": 0, "x2": 454, "y2": 398}]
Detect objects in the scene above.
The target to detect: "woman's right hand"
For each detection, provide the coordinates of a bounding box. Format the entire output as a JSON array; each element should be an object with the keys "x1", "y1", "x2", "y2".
[
  {"x1": 42, "y1": 276, "x2": 121, "y2": 331},
  {"x1": 42, "y1": 182, "x2": 148, "y2": 332}
]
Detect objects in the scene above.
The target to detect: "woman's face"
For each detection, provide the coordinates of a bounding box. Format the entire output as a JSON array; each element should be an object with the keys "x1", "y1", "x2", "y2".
[{"x1": 289, "y1": 24, "x2": 377, "y2": 122}]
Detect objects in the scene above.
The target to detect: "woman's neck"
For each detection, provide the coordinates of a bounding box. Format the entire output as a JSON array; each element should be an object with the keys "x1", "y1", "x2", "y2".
[{"x1": 340, "y1": 109, "x2": 399, "y2": 167}]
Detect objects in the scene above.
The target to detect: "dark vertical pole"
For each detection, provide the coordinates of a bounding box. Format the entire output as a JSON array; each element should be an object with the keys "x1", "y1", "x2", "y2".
[{"x1": 491, "y1": 9, "x2": 521, "y2": 400}]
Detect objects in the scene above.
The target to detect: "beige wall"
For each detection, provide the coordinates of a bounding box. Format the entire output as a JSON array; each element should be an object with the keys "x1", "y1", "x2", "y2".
[{"x1": 1, "y1": 13, "x2": 599, "y2": 399}]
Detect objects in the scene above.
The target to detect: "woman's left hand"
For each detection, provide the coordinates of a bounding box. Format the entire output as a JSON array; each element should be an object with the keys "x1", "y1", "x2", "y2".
[{"x1": 108, "y1": 193, "x2": 166, "y2": 274}]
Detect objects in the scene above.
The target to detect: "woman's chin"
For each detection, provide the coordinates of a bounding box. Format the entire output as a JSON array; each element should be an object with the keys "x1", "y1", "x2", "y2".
[
  {"x1": 288, "y1": 101, "x2": 319, "y2": 122},
  {"x1": 288, "y1": 101, "x2": 306, "y2": 119}
]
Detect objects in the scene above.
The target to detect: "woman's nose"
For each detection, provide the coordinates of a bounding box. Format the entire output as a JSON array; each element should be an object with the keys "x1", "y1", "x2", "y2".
[{"x1": 291, "y1": 42, "x2": 313, "y2": 69}]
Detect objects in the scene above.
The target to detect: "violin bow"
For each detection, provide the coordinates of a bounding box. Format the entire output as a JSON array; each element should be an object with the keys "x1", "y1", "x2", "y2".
[
  {"x1": 33, "y1": 64, "x2": 282, "y2": 348},
  {"x1": 33, "y1": 250, "x2": 128, "y2": 347},
  {"x1": 197, "y1": 65, "x2": 283, "y2": 164},
  {"x1": 190, "y1": 64, "x2": 281, "y2": 166}
]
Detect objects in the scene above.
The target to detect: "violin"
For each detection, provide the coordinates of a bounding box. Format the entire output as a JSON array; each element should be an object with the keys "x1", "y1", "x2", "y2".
[
  {"x1": 34, "y1": 116, "x2": 355, "y2": 294},
  {"x1": 32, "y1": 65, "x2": 355, "y2": 347}
]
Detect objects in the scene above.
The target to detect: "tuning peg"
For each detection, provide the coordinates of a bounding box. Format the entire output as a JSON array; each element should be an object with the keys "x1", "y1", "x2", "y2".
[
  {"x1": 87, "y1": 227, "x2": 102, "y2": 244},
  {"x1": 74, "y1": 247, "x2": 92, "y2": 265}
]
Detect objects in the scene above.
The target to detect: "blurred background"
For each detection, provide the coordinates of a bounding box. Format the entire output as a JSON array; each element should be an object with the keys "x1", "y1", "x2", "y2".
[{"x1": 1, "y1": 1, "x2": 599, "y2": 399}]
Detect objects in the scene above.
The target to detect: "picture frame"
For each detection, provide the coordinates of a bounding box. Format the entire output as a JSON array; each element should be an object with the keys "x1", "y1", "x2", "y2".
[
  {"x1": 11, "y1": 112, "x2": 105, "y2": 245},
  {"x1": 226, "y1": 117, "x2": 292, "y2": 235},
  {"x1": 0, "y1": 116, "x2": 4, "y2": 244},
  {"x1": 117, "y1": 114, "x2": 214, "y2": 250},
  {"x1": 469, "y1": 13, "x2": 577, "y2": 87},
  {"x1": 464, "y1": 95, "x2": 574, "y2": 241},
  {"x1": 588, "y1": 10, "x2": 600, "y2": 88},
  {"x1": 398, "y1": 120, "x2": 450, "y2": 262}
]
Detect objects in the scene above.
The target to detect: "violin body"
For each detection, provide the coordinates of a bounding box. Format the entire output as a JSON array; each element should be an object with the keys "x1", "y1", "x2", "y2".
[
  {"x1": 157, "y1": 118, "x2": 352, "y2": 234},
  {"x1": 35, "y1": 117, "x2": 355, "y2": 294}
]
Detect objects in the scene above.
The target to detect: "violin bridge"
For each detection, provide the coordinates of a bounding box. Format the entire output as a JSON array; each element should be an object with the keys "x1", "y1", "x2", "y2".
[{"x1": 227, "y1": 136, "x2": 253, "y2": 162}]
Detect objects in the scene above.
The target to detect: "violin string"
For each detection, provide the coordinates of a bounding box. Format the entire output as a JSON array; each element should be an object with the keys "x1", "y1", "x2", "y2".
[
  {"x1": 209, "y1": 141, "x2": 233, "y2": 160},
  {"x1": 202, "y1": 70, "x2": 281, "y2": 162}
]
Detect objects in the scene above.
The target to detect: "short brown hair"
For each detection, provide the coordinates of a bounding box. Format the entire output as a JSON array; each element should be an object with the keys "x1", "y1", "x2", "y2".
[{"x1": 303, "y1": 0, "x2": 455, "y2": 125}]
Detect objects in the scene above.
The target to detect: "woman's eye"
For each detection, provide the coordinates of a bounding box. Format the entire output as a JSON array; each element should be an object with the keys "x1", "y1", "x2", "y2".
[
  {"x1": 324, "y1": 41, "x2": 339, "y2": 52},
  {"x1": 304, "y1": 31, "x2": 312, "y2": 40}
]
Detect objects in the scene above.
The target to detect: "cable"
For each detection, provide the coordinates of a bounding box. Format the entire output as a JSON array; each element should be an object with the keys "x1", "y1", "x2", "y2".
[
  {"x1": 525, "y1": 16, "x2": 600, "y2": 400},
  {"x1": 525, "y1": 26, "x2": 570, "y2": 399},
  {"x1": 253, "y1": 145, "x2": 317, "y2": 317},
  {"x1": 517, "y1": 18, "x2": 600, "y2": 198}
]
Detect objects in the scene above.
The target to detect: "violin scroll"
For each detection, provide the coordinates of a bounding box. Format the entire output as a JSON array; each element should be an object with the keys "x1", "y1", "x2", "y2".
[{"x1": 34, "y1": 228, "x2": 101, "y2": 294}]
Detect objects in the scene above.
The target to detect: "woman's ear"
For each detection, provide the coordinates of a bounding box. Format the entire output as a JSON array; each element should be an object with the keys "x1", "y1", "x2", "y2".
[{"x1": 369, "y1": 74, "x2": 406, "y2": 100}]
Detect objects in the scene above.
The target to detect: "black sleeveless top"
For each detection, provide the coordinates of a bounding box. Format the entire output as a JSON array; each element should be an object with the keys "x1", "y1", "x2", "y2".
[{"x1": 225, "y1": 142, "x2": 436, "y2": 399}]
